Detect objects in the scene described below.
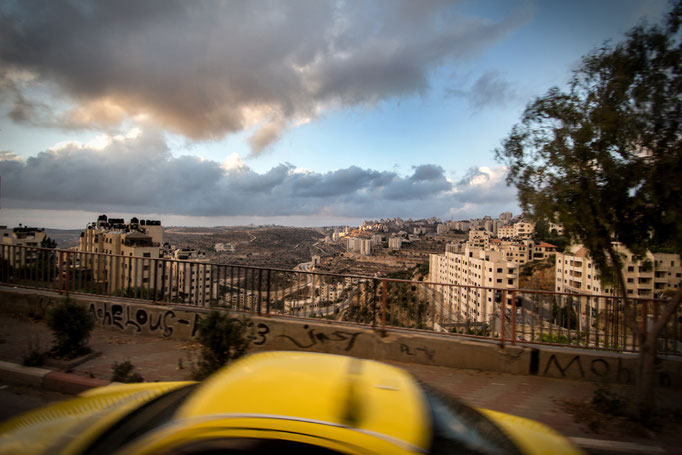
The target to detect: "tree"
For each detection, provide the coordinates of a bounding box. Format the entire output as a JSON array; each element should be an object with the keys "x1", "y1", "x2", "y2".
[
  {"x1": 496, "y1": 2, "x2": 682, "y2": 416},
  {"x1": 192, "y1": 311, "x2": 251, "y2": 380},
  {"x1": 40, "y1": 237, "x2": 57, "y2": 249}
]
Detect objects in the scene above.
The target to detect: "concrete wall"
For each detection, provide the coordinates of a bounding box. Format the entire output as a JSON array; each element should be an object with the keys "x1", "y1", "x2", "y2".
[{"x1": 2, "y1": 288, "x2": 680, "y2": 388}]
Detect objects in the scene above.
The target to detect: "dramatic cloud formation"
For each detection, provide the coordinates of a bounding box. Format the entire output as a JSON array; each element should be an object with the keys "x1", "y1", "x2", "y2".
[
  {"x1": 0, "y1": 0, "x2": 530, "y2": 154},
  {"x1": 0, "y1": 129, "x2": 517, "y2": 221}
]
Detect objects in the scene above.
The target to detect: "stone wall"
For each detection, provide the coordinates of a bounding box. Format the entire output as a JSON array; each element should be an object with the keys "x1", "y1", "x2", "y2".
[{"x1": 1, "y1": 287, "x2": 680, "y2": 388}]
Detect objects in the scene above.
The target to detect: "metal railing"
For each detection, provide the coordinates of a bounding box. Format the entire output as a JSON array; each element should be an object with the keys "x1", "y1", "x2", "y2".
[{"x1": 1, "y1": 244, "x2": 679, "y2": 355}]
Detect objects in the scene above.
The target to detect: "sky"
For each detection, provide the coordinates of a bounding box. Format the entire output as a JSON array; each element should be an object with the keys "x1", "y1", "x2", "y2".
[{"x1": 0, "y1": 0, "x2": 670, "y2": 229}]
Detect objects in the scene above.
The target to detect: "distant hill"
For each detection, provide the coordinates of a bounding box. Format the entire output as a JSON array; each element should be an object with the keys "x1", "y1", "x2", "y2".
[{"x1": 44, "y1": 229, "x2": 82, "y2": 248}]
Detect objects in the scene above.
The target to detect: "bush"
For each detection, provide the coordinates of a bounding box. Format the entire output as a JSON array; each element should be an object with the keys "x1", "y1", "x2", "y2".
[
  {"x1": 111, "y1": 361, "x2": 144, "y2": 383},
  {"x1": 22, "y1": 337, "x2": 46, "y2": 366},
  {"x1": 46, "y1": 299, "x2": 94, "y2": 358},
  {"x1": 192, "y1": 311, "x2": 251, "y2": 380},
  {"x1": 536, "y1": 332, "x2": 569, "y2": 344},
  {"x1": 592, "y1": 383, "x2": 626, "y2": 415}
]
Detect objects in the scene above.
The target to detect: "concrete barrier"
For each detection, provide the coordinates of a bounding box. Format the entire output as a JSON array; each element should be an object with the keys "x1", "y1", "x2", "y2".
[{"x1": 1, "y1": 287, "x2": 680, "y2": 388}]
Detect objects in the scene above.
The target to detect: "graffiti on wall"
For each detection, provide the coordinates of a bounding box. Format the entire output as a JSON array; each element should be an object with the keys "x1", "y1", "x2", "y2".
[
  {"x1": 277, "y1": 324, "x2": 362, "y2": 352},
  {"x1": 543, "y1": 354, "x2": 673, "y2": 387},
  {"x1": 399, "y1": 343, "x2": 435, "y2": 361},
  {"x1": 88, "y1": 302, "x2": 195, "y2": 338}
]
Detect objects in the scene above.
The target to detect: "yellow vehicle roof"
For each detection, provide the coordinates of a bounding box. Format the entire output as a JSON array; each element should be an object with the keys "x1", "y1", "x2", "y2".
[
  {"x1": 174, "y1": 351, "x2": 432, "y2": 451},
  {"x1": 0, "y1": 351, "x2": 583, "y2": 455}
]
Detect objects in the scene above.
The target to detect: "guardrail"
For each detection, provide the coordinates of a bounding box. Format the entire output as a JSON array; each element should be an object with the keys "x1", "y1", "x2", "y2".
[{"x1": 1, "y1": 244, "x2": 679, "y2": 355}]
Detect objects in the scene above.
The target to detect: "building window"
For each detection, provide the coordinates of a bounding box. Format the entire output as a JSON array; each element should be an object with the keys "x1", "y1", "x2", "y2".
[{"x1": 143, "y1": 252, "x2": 151, "y2": 258}]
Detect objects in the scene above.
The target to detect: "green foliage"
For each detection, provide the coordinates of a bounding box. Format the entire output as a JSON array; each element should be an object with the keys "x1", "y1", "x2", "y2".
[
  {"x1": 192, "y1": 311, "x2": 251, "y2": 380},
  {"x1": 451, "y1": 322, "x2": 490, "y2": 336},
  {"x1": 111, "y1": 361, "x2": 144, "y2": 383},
  {"x1": 416, "y1": 261, "x2": 429, "y2": 278},
  {"x1": 496, "y1": 4, "x2": 682, "y2": 280},
  {"x1": 40, "y1": 237, "x2": 57, "y2": 249},
  {"x1": 536, "y1": 332, "x2": 569, "y2": 344},
  {"x1": 46, "y1": 299, "x2": 94, "y2": 358},
  {"x1": 552, "y1": 302, "x2": 578, "y2": 330},
  {"x1": 113, "y1": 286, "x2": 162, "y2": 300}
]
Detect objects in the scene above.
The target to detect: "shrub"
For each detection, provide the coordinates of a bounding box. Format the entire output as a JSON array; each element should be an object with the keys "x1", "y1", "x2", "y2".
[
  {"x1": 592, "y1": 383, "x2": 626, "y2": 415},
  {"x1": 111, "y1": 361, "x2": 144, "y2": 383},
  {"x1": 22, "y1": 337, "x2": 46, "y2": 367},
  {"x1": 46, "y1": 299, "x2": 94, "y2": 358},
  {"x1": 536, "y1": 332, "x2": 569, "y2": 344},
  {"x1": 192, "y1": 311, "x2": 251, "y2": 380}
]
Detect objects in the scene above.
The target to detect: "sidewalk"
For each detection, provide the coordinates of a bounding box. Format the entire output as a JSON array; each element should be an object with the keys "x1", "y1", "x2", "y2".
[{"x1": 1, "y1": 313, "x2": 681, "y2": 454}]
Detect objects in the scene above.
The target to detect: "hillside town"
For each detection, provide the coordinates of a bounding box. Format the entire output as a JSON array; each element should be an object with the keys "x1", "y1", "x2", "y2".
[{"x1": 3, "y1": 211, "x2": 680, "y2": 324}]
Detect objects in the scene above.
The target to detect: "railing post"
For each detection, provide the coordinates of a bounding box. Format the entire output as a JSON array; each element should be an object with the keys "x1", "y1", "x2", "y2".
[
  {"x1": 64, "y1": 251, "x2": 70, "y2": 298},
  {"x1": 160, "y1": 259, "x2": 166, "y2": 302},
  {"x1": 381, "y1": 279, "x2": 387, "y2": 337},
  {"x1": 640, "y1": 299, "x2": 648, "y2": 342},
  {"x1": 266, "y1": 269, "x2": 271, "y2": 315},
  {"x1": 499, "y1": 291, "x2": 506, "y2": 347},
  {"x1": 371, "y1": 281, "x2": 377, "y2": 328},
  {"x1": 152, "y1": 258, "x2": 158, "y2": 303},
  {"x1": 511, "y1": 291, "x2": 517, "y2": 346},
  {"x1": 57, "y1": 251, "x2": 64, "y2": 294},
  {"x1": 257, "y1": 269, "x2": 263, "y2": 315}
]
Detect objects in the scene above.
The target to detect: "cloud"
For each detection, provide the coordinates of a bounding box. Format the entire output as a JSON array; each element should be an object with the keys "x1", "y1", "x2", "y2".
[
  {"x1": 447, "y1": 70, "x2": 518, "y2": 111},
  {"x1": 0, "y1": 1, "x2": 531, "y2": 154},
  {"x1": 0, "y1": 129, "x2": 518, "y2": 220},
  {"x1": 248, "y1": 119, "x2": 286, "y2": 157},
  {"x1": 450, "y1": 166, "x2": 517, "y2": 206}
]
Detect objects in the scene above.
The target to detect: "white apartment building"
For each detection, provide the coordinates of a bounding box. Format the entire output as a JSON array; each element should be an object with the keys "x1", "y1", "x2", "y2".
[
  {"x1": 166, "y1": 248, "x2": 212, "y2": 305},
  {"x1": 514, "y1": 221, "x2": 535, "y2": 239},
  {"x1": 79, "y1": 215, "x2": 163, "y2": 293},
  {"x1": 388, "y1": 237, "x2": 402, "y2": 250},
  {"x1": 497, "y1": 220, "x2": 535, "y2": 240},
  {"x1": 499, "y1": 212, "x2": 513, "y2": 222},
  {"x1": 214, "y1": 242, "x2": 235, "y2": 252},
  {"x1": 429, "y1": 245, "x2": 519, "y2": 323},
  {"x1": 488, "y1": 239, "x2": 531, "y2": 265},
  {"x1": 452, "y1": 221, "x2": 470, "y2": 232},
  {"x1": 0, "y1": 226, "x2": 12, "y2": 241},
  {"x1": 1, "y1": 226, "x2": 47, "y2": 268},
  {"x1": 487, "y1": 239, "x2": 557, "y2": 266},
  {"x1": 498, "y1": 224, "x2": 515, "y2": 239},
  {"x1": 483, "y1": 219, "x2": 499, "y2": 236},
  {"x1": 533, "y1": 242, "x2": 558, "y2": 260},
  {"x1": 346, "y1": 237, "x2": 374, "y2": 256},
  {"x1": 555, "y1": 243, "x2": 682, "y2": 298},
  {"x1": 467, "y1": 229, "x2": 490, "y2": 249}
]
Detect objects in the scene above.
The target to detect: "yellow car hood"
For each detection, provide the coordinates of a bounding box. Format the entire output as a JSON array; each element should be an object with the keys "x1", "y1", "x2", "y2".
[{"x1": 0, "y1": 382, "x2": 192, "y2": 455}]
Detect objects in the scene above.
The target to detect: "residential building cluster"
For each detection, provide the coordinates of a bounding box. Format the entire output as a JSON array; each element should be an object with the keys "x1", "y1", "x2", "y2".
[
  {"x1": 556, "y1": 243, "x2": 681, "y2": 298},
  {"x1": 76, "y1": 215, "x2": 213, "y2": 304},
  {"x1": 428, "y1": 212, "x2": 546, "y2": 324},
  {"x1": 1, "y1": 225, "x2": 47, "y2": 269},
  {"x1": 430, "y1": 244, "x2": 519, "y2": 322}
]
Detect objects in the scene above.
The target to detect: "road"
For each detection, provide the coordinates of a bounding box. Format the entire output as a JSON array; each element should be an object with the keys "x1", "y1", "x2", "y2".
[{"x1": 0, "y1": 382, "x2": 69, "y2": 424}]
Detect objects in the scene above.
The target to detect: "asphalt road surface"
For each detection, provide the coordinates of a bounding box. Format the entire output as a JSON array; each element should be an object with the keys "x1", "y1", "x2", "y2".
[{"x1": 0, "y1": 382, "x2": 69, "y2": 424}]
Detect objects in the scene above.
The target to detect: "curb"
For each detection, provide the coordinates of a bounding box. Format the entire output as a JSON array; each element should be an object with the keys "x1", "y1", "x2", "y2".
[{"x1": 0, "y1": 360, "x2": 110, "y2": 394}]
